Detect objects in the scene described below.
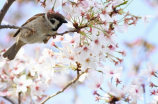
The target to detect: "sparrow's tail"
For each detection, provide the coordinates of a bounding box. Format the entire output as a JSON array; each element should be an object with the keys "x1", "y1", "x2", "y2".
[{"x1": 3, "y1": 42, "x2": 25, "y2": 60}]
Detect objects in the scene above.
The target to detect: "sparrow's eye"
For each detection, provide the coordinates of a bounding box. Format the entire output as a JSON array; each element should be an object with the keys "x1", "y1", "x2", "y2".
[{"x1": 50, "y1": 18, "x2": 55, "y2": 24}]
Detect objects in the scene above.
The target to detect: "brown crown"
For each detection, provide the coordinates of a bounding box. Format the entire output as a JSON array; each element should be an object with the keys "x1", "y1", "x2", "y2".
[{"x1": 47, "y1": 12, "x2": 65, "y2": 20}]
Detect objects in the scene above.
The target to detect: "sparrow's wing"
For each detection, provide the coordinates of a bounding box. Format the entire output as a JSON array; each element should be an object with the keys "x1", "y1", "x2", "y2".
[{"x1": 13, "y1": 13, "x2": 45, "y2": 37}]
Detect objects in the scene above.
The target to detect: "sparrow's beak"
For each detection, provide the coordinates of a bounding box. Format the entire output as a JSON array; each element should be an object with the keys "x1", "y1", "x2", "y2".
[{"x1": 62, "y1": 19, "x2": 68, "y2": 23}]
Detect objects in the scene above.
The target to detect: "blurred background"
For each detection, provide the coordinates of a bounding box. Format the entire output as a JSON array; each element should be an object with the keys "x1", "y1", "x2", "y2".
[{"x1": 0, "y1": 0, "x2": 158, "y2": 104}]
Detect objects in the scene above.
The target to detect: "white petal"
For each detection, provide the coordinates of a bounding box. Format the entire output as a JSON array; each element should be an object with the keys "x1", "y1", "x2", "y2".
[
  {"x1": 79, "y1": 73, "x2": 87, "y2": 82},
  {"x1": 0, "y1": 61, "x2": 5, "y2": 68},
  {"x1": 19, "y1": 75, "x2": 26, "y2": 80},
  {"x1": 115, "y1": 25, "x2": 124, "y2": 33},
  {"x1": 13, "y1": 77, "x2": 19, "y2": 84},
  {"x1": 25, "y1": 79, "x2": 32, "y2": 86}
]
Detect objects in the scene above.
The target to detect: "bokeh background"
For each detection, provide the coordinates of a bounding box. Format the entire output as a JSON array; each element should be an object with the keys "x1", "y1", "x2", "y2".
[{"x1": 0, "y1": 0, "x2": 158, "y2": 104}]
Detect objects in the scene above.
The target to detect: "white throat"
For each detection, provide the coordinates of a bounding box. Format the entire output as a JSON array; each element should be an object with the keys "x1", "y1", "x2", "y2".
[{"x1": 45, "y1": 13, "x2": 56, "y2": 28}]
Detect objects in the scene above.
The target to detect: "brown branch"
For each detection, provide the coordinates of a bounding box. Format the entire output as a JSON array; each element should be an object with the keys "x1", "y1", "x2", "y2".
[
  {"x1": 40, "y1": 71, "x2": 86, "y2": 104},
  {"x1": 18, "y1": 92, "x2": 21, "y2": 104},
  {"x1": 52, "y1": 25, "x2": 87, "y2": 36},
  {"x1": 55, "y1": 29, "x2": 79, "y2": 36},
  {"x1": 76, "y1": 62, "x2": 81, "y2": 76},
  {"x1": 0, "y1": 25, "x2": 35, "y2": 32},
  {"x1": 3, "y1": 96, "x2": 16, "y2": 104},
  {"x1": 0, "y1": 0, "x2": 16, "y2": 24},
  {"x1": 46, "y1": 29, "x2": 79, "y2": 38}
]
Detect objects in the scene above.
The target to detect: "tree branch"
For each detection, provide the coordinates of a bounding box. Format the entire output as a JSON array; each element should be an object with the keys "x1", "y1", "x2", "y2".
[
  {"x1": 55, "y1": 29, "x2": 79, "y2": 36},
  {"x1": 0, "y1": 25, "x2": 35, "y2": 32},
  {"x1": 3, "y1": 96, "x2": 16, "y2": 104},
  {"x1": 47, "y1": 25, "x2": 87, "y2": 37},
  {"x1": 18, "y1": 92, "x2": 21, "y2": 104},
  {"x1": 41, "y1": 71, "x2": 85, "y2": 104},
  {"x1": 0, "y1": 0, "x2": 16, "y2": 24}
]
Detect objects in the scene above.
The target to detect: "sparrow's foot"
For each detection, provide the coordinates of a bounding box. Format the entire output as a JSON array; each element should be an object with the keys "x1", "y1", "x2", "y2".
[
  {"x1": 46, "y1": 34, "x2": 56, "y2": 39},
  {"x1": 52, "y1": 35, "x2": 56, "y2": 39},
  {"x1": 25, "y1": 28, "x2": 36, "y2": 37}
]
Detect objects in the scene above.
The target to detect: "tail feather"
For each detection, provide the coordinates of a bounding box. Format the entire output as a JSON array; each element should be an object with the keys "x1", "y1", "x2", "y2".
[{"x1": 3, "y1": 43, "x2": 23, "y2": 60}]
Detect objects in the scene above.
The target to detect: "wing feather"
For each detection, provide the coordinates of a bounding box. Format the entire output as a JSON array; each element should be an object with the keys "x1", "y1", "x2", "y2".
[{"x1": 13, "y1": 13, "x2": 45, "y2": 37}]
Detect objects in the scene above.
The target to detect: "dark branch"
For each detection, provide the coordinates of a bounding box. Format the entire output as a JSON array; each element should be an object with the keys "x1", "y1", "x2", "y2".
[
  {"x1": 18, "y1": 92, "x2": 21, "y2": 104},
  {"x1": 0, "y1": 25, "x2": 35, "y2": 32},
  {"x1": 0, "y1": 0, "x2": 16, "y2": 24},
  {"x1": 41, "y1": 71, "x2": 85, "y2": 104},
  {"x1": 47, "y1": 25, "x2": 88, "y2": 37},
  {"x1": 3, "y1": 96, "x2": 16, "y2": 104},
  {"x1": 55, "y1": 29, "x2": 79, "y2": 36}
]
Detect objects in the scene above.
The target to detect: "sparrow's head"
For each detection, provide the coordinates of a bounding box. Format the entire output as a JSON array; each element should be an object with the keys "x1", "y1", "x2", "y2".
[{"x1": 46, "y1": 12, "x2": 67, "y2": 31}]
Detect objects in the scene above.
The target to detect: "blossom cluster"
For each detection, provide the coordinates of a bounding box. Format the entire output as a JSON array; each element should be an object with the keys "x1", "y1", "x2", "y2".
[
  {"x1": 92, "y1": 61, "x2": 158, "y2": 104},
  {"x1": 0, "y1": 0, "x2": 157, "y2": 104}
]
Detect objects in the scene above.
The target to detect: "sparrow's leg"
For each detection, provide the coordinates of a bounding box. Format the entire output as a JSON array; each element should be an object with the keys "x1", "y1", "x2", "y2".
[
  {"x1": 52, "y1": 35, "x2": 56, "y2": 39},
  {"x1": 46, "y1": 34, "x2": 56, "y2": 38}
]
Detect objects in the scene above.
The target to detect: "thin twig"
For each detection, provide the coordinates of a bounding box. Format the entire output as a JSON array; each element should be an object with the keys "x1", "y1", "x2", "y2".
[
  {"x1": 40, "y1": 71, "x2": 85, "y2": 104},
  {"x1": 55, "y1": 29, "x2": 79, "y2": 36},
  {"x1": 0, "y1": 0, "x2": 16, "y2": 24},
  {"x1": 50, "y1": 25, "x2": 87, "y2": 36},
  {"x1": 0, "y1": 25, "x2": 35, "y2": 32},
  {"x1": 18, "y1": 92, "x2": 21, "y2": 104},
  {"x1": 3, "y1": 96, "x2": 16, "y2": 104},
  {"x1": 77, "y1": 69, "x2": 80, "y2": 76},
  {"x1": 76, "y1": 62, "x2": 81, "y2": 76}
]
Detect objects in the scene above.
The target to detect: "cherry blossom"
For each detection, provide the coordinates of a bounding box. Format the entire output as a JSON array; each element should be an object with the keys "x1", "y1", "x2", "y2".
[
  {"x1": 78, "y1": 45, "x2": 91, "y2": 61},
  {"x1": 61, "y1": 46, "x2": 78, "y2": 66},
  {"x1": 140, "y1": 62, "x2": 158, "y2": 81},
  {"x1": 61, "y1": 32, "x2": 80, "y2": 46},
  {"x1": 102, "y1": 65, "x2": 123, "y2": 79},
  {"x1": 9, "y1": 61, "x2": 25, "y2": 75},
  {"x1": 38, "y1": 57, "x2": 55, "y2": 81},
  {"x1": 0, "y1": 0, "x2": 154, "y2": 103},
  {"x1": 31, "y1": 82, "x2": 48, "y2": 96},
  {"x1": 88, "y1": 75, "x2": 103, "y2": 90},
  {"x1": 142, "y1": 15, "x2": 154, "y2": 28},
  {"x1": 79, "y1": 56, "x2": 97, "y2": 71},
  {"x1": 129, "y1": 85, "x2": 144, "y2": 102},
  {"x1": 13, "y1": 75, "x2": 32, "y2": 93}
]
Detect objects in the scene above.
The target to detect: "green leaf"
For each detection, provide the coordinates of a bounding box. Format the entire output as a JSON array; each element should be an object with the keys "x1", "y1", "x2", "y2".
[{"x1": 116, "y1": 1, "x2": 128, "y2": 8}]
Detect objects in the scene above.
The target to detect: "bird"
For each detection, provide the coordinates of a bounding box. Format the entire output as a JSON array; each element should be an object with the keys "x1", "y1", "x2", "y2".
[{"x1": 3, "y1": 11, "x2": 67, "y2": 60}]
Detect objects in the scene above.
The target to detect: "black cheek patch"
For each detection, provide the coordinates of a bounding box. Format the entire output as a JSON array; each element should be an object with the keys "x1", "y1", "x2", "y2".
[
  {"x1": 52, "y1": 28, "x2": 58, "y2": 31},
  {"x1": 52, "y1": 22, "x2": 62, "y2": 31}
]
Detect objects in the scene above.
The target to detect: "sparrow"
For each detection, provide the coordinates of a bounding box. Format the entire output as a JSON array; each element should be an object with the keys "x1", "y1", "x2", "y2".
[{"x1": 3, "y1": 12, "x2": 67, "y2": 60}]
